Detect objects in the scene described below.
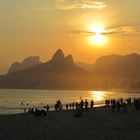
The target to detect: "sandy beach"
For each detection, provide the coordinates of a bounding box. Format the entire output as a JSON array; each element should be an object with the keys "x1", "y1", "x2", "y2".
[{"x1": 0, "y1": 105, "x2": 140, "y2": 140}]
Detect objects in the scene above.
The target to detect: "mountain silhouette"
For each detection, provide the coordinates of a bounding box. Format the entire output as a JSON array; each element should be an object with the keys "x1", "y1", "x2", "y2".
[
  {"x1": 87, "y1": 53, "x2": 140, "y2": 90},
  {"x1": 0, "y1": 49, "x2": 93, "y2": 90},
  {"x1": 51, "y1": 49, "x2": 64, "y2": 62},
  {"x1": 1, "y1": 51, "x2": 140, "y2": 90},
  {"x1": 92, "y1": 53, "x2": 140, "y2": 80},
  {"x1": 8, "y1": 56, "x2": 41, "y2": 73}
]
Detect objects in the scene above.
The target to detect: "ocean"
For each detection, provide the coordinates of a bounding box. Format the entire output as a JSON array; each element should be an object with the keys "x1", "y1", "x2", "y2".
[{"x1": 0, "y1": 89, "x2": 140, "y2": 114}]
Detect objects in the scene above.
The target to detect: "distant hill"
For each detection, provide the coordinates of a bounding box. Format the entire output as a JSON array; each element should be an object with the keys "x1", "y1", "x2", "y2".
[
  {"x1": 89, "y1": 53, "x2": 140, "y2": 90},
  {"x1": 8, "y1": 56, "x2": 41, "y2": 73},
  {"x1": 0, "y1": 49, "x2": 93, "y2": 90},
  {"x1": 92, "y1": 53, "x2": 140, "y2": 80},
  {"x1": 77, "y1": 53, "x2": 140, "y2": 80}
]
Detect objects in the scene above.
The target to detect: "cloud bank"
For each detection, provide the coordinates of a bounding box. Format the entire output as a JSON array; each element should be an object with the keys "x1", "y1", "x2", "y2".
[
  {"x1": 54, "y1": 0, "x2": 107, "y2": 10},
  {"x1": 73, "y1": 26, "x2": 140, "y2": 36}
]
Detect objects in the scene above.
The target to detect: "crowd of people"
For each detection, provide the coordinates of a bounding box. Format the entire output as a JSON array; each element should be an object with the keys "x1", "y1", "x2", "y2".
[
  {"x1": 105, "y1": 98, "x2": 129, "y2": 113},
  {"x1": 65, "y1": 99, "x2": 94, "y2": 111},
  {"x1": 27, "y1": 108, "x2": 47, "y2": 116},
  {"x1": 23, "y1": 97, "x2": 140, "y2": 117},
  {"x1": 105, "y1": 97, "x2": 140, "y2": 113}
]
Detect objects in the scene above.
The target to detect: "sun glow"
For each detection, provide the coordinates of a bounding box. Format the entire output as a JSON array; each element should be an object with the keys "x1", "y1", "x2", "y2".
[
  {"x1": 90, "y1": 24, "x2": 105, "y2": 34},
  {"x1": 90, "y1": 91, "x2": 107, "y2": 101},
  {"x1": 88, "y1": 23, "x2": 108, "y2": 46}
]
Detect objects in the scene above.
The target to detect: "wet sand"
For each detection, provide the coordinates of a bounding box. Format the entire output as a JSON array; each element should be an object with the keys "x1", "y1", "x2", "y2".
[{"x1": 0, "y1": 105, "x2": 140, "y2": 140}]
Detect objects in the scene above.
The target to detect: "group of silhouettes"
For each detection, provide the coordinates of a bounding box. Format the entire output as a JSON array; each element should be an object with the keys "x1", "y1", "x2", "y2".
[
  {"x1": 27, "y1": 108, "x2": 47, "y2": 116},
  {"x1": 24, "y1": 97, "x2": 140, "y2": 117},
  {"x1": 65, "y1": 99, "x2": 94, "y2": 117},
  {"x1": 24, "y1": 99, "x2": 95, "y2": 117},
  {"x1": 105, "y1": 98, "x2": 129, "y2": 113},
  {"x1": 105, "y1": 97, "x2": 140, "y2": 113},
  {"x1": 65, "y1": 99, "x2": 94, "y2": 110},
  {"x1": 23, "y1": 104, "x2": 50, "y2": 116}
]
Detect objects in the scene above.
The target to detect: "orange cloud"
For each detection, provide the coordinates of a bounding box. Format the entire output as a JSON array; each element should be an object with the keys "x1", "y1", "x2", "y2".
[
  {"x1": 73, "y1": 26, "x2": 140, "y2": 36},
  {"x1": 55, "y1": 0, "x2": 107, "y2": 10}
]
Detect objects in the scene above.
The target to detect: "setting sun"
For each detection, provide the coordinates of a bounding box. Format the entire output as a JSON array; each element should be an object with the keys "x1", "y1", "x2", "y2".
[
  {"x1": 88, "y1": 24, "x2": 108, "y2": 46},
  {"x1": 90, "y1": 24, "x2": 105, "y2": 34},
  {"x1": 89, "y1": 33, "x2": 107, "y2": 45}
]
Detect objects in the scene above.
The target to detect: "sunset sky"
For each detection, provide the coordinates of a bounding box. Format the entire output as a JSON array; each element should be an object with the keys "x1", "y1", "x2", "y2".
[{"x1": 0, "y1": 0, "x2": 140, "y2": 74}]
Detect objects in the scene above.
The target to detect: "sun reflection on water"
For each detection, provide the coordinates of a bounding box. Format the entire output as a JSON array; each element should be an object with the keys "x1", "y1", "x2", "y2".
[{"x1": 90, "y1": 91, "x2": 108, "y2": 102}]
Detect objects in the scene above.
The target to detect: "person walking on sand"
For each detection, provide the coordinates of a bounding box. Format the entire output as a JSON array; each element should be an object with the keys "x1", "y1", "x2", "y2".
[
  {"x1": 111, "y1": 99, "x2": 116, "y2": 112},
  {"x1": 75, "y1": 102, "x2": 79, "y2": 109},
  {"x1": 116, "y1": 101, "x2": 121, "y2": 112},
  {"x1": 55, "y1": 103, "x2": 58, "y2": 111},
  {"x1": 90, "y1": 100, "x2": 94, "y2": 109},
  {"x1": 120, "y1": 98, "x2": 123, "y2": 104},
  {"x1": 85, "y1": 99, "x2": 89, "y2": 111},
  {"x1": 66, "y1": 103, "x2": 69, "y2": 110},
  {"x1": 72, "y1": 102, "x2": 75, "y2": 109},
  {"x1": 80, "y1": 99, "x2": 84, "y2": 109},
  {"x1": 57, "y1": 99, "x2": 62, "y2": 110},
  {"x1": 46, "y1": 104, "x2": 50, "y2": 111}
]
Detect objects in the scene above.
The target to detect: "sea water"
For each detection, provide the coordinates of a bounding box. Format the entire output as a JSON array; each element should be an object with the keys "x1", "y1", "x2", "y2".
[{"x1": 0, "y1": 89, "x2": 140, "y2": 114}]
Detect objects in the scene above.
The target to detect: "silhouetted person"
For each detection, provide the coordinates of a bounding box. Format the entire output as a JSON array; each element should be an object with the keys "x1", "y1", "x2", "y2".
[
  {"x1": 105, "y1": 99, "x2": 110, "y2": 107},
  {"x1": 72, "y1": 102, "x2": 75, "y2": 109},
  {"x1": 57, "y1": 100, "x2": 62, "y2": 110},
  {"x1": 120, "y1": 98, "x2": 123, "y2": 104},
  {"x1": 116, "y1": 101, "x2": 121, "y2": 112},
  {"x1": 55, "y1": 103, "x2": 58, "y2": 110},
  {"x1": 75, "y1": 102, "x2": 79, "y2": 109},
  {"x1": 66, "y1": 103, "x2": 69, "y2": 110},
  {"x1": 85, "y1": 99, "x2": 89, "y2": 110},
  {"x1": 59, "y1": 104, "x2": 62, "y2": 110},
  {"x1": 111, "y1": 99, "x2": 116, "y2": 111},
  {"x1": 80, "y1": 99, "x2": 84, "y2": 109},
  {"x1": 46, "y1": 104, "x2": 50, "y2": 111},
  {"x1": 90, "y1": 100, "x2": 94, "y2": 109},
  {"x1": 112, "y1": 102, "x2": 115, "y2": 111}
]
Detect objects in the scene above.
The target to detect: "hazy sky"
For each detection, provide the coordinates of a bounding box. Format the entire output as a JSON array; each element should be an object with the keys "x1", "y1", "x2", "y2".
[{"x1": 0, "y1": 0, "x2": 140, "y2": 74}]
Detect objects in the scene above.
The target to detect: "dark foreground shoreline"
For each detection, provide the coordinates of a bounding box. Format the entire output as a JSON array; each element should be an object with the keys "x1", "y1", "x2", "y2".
[{"x1": 0, "y1": 105, "x2": 140, "y2": 140}]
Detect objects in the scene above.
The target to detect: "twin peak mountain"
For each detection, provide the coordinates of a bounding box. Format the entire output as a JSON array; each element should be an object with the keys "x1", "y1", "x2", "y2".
[
  {"x1": 50, "y1": 49, "x2": 74, "y2": 66},
  {"x1": 1, "y1": 49, "x2": 140, "y2": 90},
  {"x1": 8, "y1": 49, "x2": 74, "y2": 73},
  {"x1": 0, "y1": 49, "x2": 92, "y2": 89}
]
